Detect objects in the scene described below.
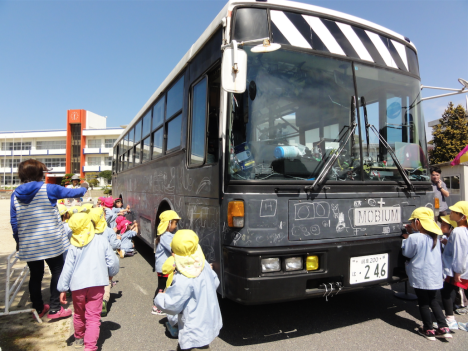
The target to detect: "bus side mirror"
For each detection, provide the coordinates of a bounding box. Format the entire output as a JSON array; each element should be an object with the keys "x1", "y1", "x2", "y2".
[{"x1": 222, "y1": 41, "x2": 247, "y2": 94}]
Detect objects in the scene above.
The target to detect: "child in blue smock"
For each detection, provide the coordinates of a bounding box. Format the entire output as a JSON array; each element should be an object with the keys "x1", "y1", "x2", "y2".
[
  {"x1": 152, "y1": 210, "x2": 181, "y2": 315},
  {"x1": 441, "y1": 201, "x2": 468, "y2": 331},
  {"x1": 154, "y1": 230, "x2": 222, "y2": 350},
  {"x1": 58, "y1": 213, "x2": 119, "y2": 350},
  {"x1": 402, "y1": 207, "x2": 450, "y2": 340}
]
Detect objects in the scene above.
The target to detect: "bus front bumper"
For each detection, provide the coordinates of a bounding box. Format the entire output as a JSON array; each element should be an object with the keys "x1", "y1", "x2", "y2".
[{"x1": 222, "y1": 237, "x2": 406, "y2": 305}]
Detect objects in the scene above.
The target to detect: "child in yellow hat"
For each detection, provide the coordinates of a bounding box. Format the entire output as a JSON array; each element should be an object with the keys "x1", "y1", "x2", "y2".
[
  {"x1": 154, "y1": 230, "x2": 222, "y2": 350},
  {"x1": 402, "y1": 207, "x2": 450, "y2": 340},
  {"x1": 57, "y1": 213, "x2": 119, "y2": 350},
  {"x1": 440, "y1": 201, "x2": 468, "y2": 331},
  {"x1": 152, "y1": 210, "x2": 181, "y2": 316}
]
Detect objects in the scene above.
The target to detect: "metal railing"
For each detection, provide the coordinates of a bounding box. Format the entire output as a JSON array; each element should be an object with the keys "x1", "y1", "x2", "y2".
[{"x1": 0, "y1": 251, "x2": 41, "y2": 323}]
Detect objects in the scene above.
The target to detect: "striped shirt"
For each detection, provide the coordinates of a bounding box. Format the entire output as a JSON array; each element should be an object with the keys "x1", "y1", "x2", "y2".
[{"x1": 14, "y1": 184, "x2": 69, "y2": 261}]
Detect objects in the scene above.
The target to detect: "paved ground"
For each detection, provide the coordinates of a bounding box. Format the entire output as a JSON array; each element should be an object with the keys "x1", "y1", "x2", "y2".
[{"x1": 98, "y1": 238, "x2": 468, "y2": 351}]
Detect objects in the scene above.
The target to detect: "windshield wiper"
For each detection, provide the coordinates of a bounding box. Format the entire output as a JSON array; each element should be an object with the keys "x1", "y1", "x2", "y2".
[
  {"x1": 305, "y1": 96, "x2": 357, "y2": 192},
  {"x1": 361, "y1": 97, "x2": 370, "y2": 157},
  {"x1": 360, "y1": 97, "x2": 416, "y2": 193}
]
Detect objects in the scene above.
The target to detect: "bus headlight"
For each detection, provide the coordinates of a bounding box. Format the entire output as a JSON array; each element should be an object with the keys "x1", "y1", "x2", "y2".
[
  {"x1": 285, "y1": 257, "x2": 303, "y2": 271},
  {"x1": 228, "y1": 201, "x2": 244, "y2": 228},
  {"x1": 261, "y1": 258, "x2": 280, "y2": 272}
]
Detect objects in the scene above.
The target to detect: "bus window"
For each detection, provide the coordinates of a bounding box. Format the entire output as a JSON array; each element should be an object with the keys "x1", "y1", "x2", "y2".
[
  {"x1": 128, "y1": 148, "x2": 133, "y2": 169},
  {"x1": 167, "y1": 115, "x2": 182, "y2": 151},
  {"x1": 135, "y1": 142, "x2": 141, "y2": 165},
  {"x1": 228, "y1": 50, "x2": 359, "y2": 181},
  {"x1": 355, "y1": 64, "x2": 428, "y2": 181},
  {"x1": 167, "y1": 77, "x2": 184, "y2": 118},
  {"x1": 134, "y1": 120, "x2": 142, "y2": 144},
  {"x1": 142, "y1": 136, "x2": 151, "y2": 163},
  {"x1": 142, "y1": 110, "x2": 151, "y2": 139},
  {"x1": 152, "y1": 98, "x2": 164, "y2": 131},
  {"x1": 152, "y1": 128, "x2": 163, "y2": 158},
  {"x1": 206, "y1": 67, "x2": 220, "y2": 164},
  {"x1": 233, "y1": 8, "x2": 268, "y2": 42},
  {"x1": 190, "y1": 77, "x2": 208, "y2": 166}
]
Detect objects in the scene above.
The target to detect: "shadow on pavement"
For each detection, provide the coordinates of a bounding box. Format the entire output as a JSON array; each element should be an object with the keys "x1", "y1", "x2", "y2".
[
  {"x1": 217, "y1": 283, "x2": 421, "y2": 347},
  {"x1": 97, "y1": 321, "x2": 121, "y2": 350},
  {"x1": 107, "y1": 290, "x2": 123, "y2": 314},
  {"x1": 133, "y1": 237, "x2": 156, "y2": 272}
]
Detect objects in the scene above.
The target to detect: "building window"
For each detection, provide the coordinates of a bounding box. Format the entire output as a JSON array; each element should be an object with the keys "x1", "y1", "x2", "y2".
[
  {"x1": 105, "y1": 139, "x2": 117, "y2": 148},
  {"x1": 1, "y1": 142, "x2": 31, "y2": 151},
  {"x1": 105, "y1": 157, "x2": 113, "y2": 166},
  {"x1": 36, "y1": 158, "x2": 66, "y2": 168},
  {"x1": 88, "y1": 157, "x2": 101, "y2": 166},
  {"x1": 1, "y1": 175, "x2": 20, "y2": 185},
  {"x1": 0, "y1": 158, "x2": 21, "y2": 168},
  {"x1": 88, "y1": 139, "x2": 101, "y2": 148},
  {"x1": 36, "y1": 140, "x2": 66, "y2": 150}
]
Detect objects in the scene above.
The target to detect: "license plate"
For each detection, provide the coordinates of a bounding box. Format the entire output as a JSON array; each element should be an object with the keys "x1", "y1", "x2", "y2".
[{"x1": 350, "y1": 254, "x2": 388, "y2": 284}]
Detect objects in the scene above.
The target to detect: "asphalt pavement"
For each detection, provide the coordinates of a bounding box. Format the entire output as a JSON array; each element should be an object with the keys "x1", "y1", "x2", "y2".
[{"x1": 90, "y1": 238, "x2": 468, "y2": 351}]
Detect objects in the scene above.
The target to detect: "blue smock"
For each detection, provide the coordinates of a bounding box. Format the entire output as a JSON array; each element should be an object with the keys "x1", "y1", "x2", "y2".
[
  {"x1": 57, "y1": 234, "x2": 119, "y2": 292},
  {"x1": 120, "y1": 230, "x2": 137, "y2": 251},
  {"x1": 155, "y1": 232, "x2": 175, "y2": 273},
  {"x1": 402, "y1": 233, "x2": 443, "y2": 290},
  {"x1": 442, "y1": 227, "x2": 468, "y2": 279},
  {"x1": 104, "y1": 207, "x2": 118, "y2": 228},
  {"x1": 154, "y1": 264, "x2": 222, "y2": 349}
]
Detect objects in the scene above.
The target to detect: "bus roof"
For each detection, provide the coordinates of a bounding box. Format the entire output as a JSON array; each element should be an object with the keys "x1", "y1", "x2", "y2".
[{"x1": 115, "y1": 0, "x2": 416, "y2": 145}]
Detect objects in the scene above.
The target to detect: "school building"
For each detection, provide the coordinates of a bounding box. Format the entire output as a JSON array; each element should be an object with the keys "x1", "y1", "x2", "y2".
[{"x1": 0, "y1": 110, "x2": 124, "y2": 187}]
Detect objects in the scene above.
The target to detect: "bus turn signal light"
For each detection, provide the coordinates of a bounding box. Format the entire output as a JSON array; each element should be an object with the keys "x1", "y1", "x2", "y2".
[
  {"x1": 435, "y1": 198, "x2": 440, "y2": 209},
  {"x1": 228, "y1": 201, "x2": 244, "y2": 228},
  {"x1": 306, "y1": 256, "x2": 319, "y2": 271}
]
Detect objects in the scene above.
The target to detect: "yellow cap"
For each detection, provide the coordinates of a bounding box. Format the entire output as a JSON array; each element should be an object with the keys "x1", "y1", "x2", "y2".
[
  {"x1": 68, "y1": 206, "x2": 81, "y2": 217},
  {"x1": 408, "y1": 207, "x2": 443, "y2": 235},
  {"x1": 441, "y1": 215, "x2": 457, "y2": 228},
  {"x1": 157, "y1": 210, "x2": 181, "y2": 235},
  {"x1": 88, "y1": 207, "x2": 107, "y2": 233},
  {"x1": 80, "y1": 203, "x2": 94, "y2": 213},
  {"x1": 449, "y1": 201, "x2": 468, "y2": 217},
  {"x1": 162, "y1": 256, "x2": 176, "y2": 289},
  {"x1": 171, "y1": 229, "x2": 205, "y2": 278},
  {"x1": 57, "y1": 204, "x2": 68, "y2": 216},
  {"x1": 68, "y1": 213, "x2": 95, "y2": 247}
]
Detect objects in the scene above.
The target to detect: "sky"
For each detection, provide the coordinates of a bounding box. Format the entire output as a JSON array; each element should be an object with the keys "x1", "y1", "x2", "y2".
[{"x1": 0, "y1": 0, "x2": 467, "y2": 141}]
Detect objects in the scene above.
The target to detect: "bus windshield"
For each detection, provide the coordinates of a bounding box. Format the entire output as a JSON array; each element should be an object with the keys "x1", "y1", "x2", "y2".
[{"x1": 228, "y1": 48, "x2": 428, "y2": 182}]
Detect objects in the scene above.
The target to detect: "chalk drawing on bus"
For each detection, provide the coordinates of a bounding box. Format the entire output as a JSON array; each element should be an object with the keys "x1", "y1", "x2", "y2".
[
  {"x1": 425, "y1": 203, "x2": 434, "y2": 210},
  {"x1": 336, "y1": 213, "x2": 346, "y2": 232},
  {"x1": 382, "y1": 226, "x2": 391, "y2": 234},
  {"x1": 354, "y1": 201, "x2": 362, "y2": 207},
  {"x1": 179, "y1": 167, "x2": 194, "y2": 191},
  {"x1": 331, "y1": 204, "x2": 340, "y2": 219},
  {"x1": 196, "y1": 177, "x2": 211, "y2": 194},
  {"x1": 322, "y1": 220, "x2": 330, "y2": 228},
  {"x1": 295, "y1": 202, "x2": 330, "y2": 220},
  {"x1": 347, "y1": 208, "x2": 367, "y2": 236},
  {"x1": 291, "y1": 224, "x2": 321, "y2": 237},
  {"x1": 368, "y1": 199, "x2": 377, "y2": 207},
  {"x1": 260, "y1": 199, "x2": 277, "y2": 217}
]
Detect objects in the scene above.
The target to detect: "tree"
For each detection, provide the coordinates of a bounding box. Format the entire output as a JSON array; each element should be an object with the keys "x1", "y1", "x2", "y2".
[
  {"x1": 85, "y1": 172, "x2": 100, "y2": 190},
  {"x1": 61, "y1": 173, "x2": 74, "y2": 187},
  {"x1": 99, "y1": 170, "x2": 113, "y2": 185},
  {"x1": 429, "y1": 102, "x2": 468, "y2": 165}
]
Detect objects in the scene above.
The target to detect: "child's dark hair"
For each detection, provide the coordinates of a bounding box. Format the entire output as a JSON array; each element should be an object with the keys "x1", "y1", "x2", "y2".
[{"x1": 413, "y1": 219, "x2": 438, "y2": 250}]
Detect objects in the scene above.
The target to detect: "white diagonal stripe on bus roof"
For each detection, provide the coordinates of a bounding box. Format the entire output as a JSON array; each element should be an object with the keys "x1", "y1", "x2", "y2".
[
  {"x1": 335, "y1": 22, "x2": 373, "y2": 62},
  {"x1": 270, "y1": 10, "x2": 312, "y2": 49},
  {"x1": 391, "y1": 39, "x2": 409, "y2": 71},
  {"x1": 365, "y1": 31, "x2": 398, "y2": 68},
  {"x1": 302, "y1": 15, "x2": 345, "y2": 56}
]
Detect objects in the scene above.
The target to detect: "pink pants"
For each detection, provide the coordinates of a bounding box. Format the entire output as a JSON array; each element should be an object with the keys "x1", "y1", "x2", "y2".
[{"x1": 72, "y1": 286, "x2": 104, "y2": 351}]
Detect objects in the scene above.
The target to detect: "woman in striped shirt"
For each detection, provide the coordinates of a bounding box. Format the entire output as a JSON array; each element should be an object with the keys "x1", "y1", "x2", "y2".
[{"x1": 10, "y1": 159, "x2": 88, "y2": 319}]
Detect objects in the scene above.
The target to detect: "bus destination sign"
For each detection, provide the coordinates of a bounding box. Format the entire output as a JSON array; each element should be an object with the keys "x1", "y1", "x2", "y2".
[{"x1": 353, "y1": 206, "x2": 401, "y2": 226}]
